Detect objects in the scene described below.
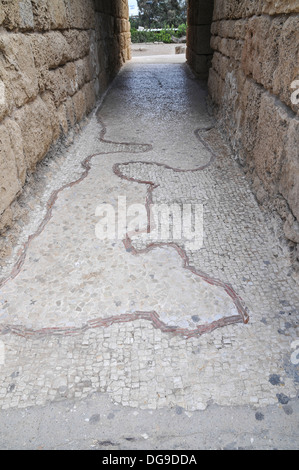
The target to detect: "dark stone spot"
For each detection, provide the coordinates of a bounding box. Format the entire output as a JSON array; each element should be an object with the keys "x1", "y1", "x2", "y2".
[
  {"x1": 282, "y1": 405, "x2": 293, "y2": 415},
  {"x1": 269, "y1": 374, "x2": 282, "y2": 385},
  {"x1": 89, "y1": 414, "x2": 100, "y2": 424},
  {"x1": 175, "y1": 406, "x2": 184, "y2": 415},
  {"x1": 7, "y1": 384, "x2": 15, "y2": 393},
  {"x1": 97, "y1": 440, "x2": 115, "y2": 446},
  {"x1": 255, "y1": 412, "x2": 264, "y2": 421},
  {"x1": 191, "y1": 315, "x2": 200, "y2": 323},
  {"x1": 276, "y1": 393, "x2": 289, "y2": 405}
]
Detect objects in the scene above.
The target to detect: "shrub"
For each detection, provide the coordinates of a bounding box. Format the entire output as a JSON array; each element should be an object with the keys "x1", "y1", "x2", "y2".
[{"x1": 130, "y1": 24, "x2": 187, "y2": 44}]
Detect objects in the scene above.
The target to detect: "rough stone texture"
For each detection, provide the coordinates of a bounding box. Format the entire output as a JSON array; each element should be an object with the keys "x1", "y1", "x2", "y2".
[
  {"x1": 186, "y1": 0, "x2": 214, "y2": 79},
  {"x1": 0, "y1": 0, "x2": 131, "y2": 235},
  {"x1": 206, "y1": 0, "x2": 299, "y2": 272},
  {"x1": 0, "y1": 32, "x2": 39, "y2": 109},
  {"x1": 0, "y1": 120, "x2": 25, "y2": 215}
]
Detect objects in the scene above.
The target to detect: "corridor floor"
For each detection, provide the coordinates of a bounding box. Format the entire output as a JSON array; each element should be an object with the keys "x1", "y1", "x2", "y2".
[{"x1": 0, "y1": 57, "x2": 298, "y2": 449}]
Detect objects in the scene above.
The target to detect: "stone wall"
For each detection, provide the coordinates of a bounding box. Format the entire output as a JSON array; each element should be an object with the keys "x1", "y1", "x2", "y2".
[
  {"x1": 0, "y1": 0, "x2": 131, "y2": 234},
  {"x1": 208, "y1": 0, "x2": 299, "y2": 270},
  {"x1": 186, "y1": 0, "x2": 214, "y2": 79}
]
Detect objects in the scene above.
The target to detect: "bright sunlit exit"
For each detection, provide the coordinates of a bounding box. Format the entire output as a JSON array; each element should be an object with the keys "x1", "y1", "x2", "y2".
[{"x1": 129, "y1": 0, "x2": 139, "y2": 16}]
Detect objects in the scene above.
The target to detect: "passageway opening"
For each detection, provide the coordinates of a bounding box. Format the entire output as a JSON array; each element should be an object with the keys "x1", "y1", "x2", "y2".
[
  {"x1": 186, "y1": 0, "x2": 214, "y2": 79},
  {"x1": 127, "y1": 0, "x2": 214, "y2": 79}
]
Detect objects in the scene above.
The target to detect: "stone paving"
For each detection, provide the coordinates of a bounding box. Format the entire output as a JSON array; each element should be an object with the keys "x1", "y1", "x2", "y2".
[{"x1": 0, "y1": 59, "x2": 298, "y2": 417}]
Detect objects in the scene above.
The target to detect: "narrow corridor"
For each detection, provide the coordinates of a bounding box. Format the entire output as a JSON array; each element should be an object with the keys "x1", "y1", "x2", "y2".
[{"x1": 0, "y1": 56, "x2": 298, "y2": 447}]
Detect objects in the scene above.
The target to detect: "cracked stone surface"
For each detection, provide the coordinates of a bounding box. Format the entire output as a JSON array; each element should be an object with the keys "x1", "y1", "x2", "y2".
[{"x1": 0, "y1": 58, "x2": 298, "y2": 434}]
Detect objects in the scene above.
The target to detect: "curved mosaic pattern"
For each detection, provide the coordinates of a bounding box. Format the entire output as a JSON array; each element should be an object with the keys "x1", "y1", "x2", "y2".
[
  {"x1": 0, "y1": 61, "x2": 297, "y2": 414},
  {"x1": 0, "y1": 110, "x2": 248, "y2": 339}
]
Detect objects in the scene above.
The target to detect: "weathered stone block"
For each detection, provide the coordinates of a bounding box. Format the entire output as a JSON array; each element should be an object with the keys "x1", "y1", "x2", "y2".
[
  {"x1": 175, "y1": 46, "x2": 186, "y2": 55},
  {"x1": 213, "y1": 0, "x2": 263, "y2": 21},
  {"x1": 213, "y1": 0, "x2": 299, "y2": 19},
  {"x1": 95, "y1": 13, "x2": 115, "y2": 41},
  {"x1": 252, "y1": 93, "x2": 291, "y2": 195},
  {"x1": 0, "y1": 5, "x2": 5, "y2": 25},
  {"x1": 233, "y1": 19, "x2": 248, "y2": 40},
  {"x1": 88, "y1": 31, "x2": 101, "y2": 80},
  {"x1": 212, "y1": 18, "x2": 245, "y2": 40},
  {"x1": 75, "y1": 59, "x2": 88, "y2": 91},
  {"x1": 56, "y1": 102, "x2": 69, "y2": 136},
  {"x1": 242, "y1": 16, "x2": 275, "y2": 86},
  {"x1": 188, "y1": 0, "x2": 214, "y2": 26},
  {"x1": 47, "y1": 0, "x2": 68, "y2": 29},
  {"x1": 41, "y1": 92, "x2": 61, "y2": 142},
  {"x1": 83, "y1": 81, "x2": 96, "y2": 115},
  {"x1": 44, "y1": 62, "x2": 78, "y2": 106},
  {"x1": 44, "y1": 68, "x2": 68, "y2": 107},
  {"x1": 62, "y1": 30, "x2": 90, "y2": 61},
  {"x1": 211, "y1": 51, "x2": 233, "y2": 81},
  {"x1": 188, "y1": 25, "x2": 213, "y2": 55},
  {"x1": 114, "y1": 0, "x2": 129, "y2": 19},
  {"x1": 64, "y1": 96, "x2": 76, "y2": 128},
  {"x1": 30, "y1": 31, "x2": 71, "y2": 72},
  {"x1": 216, "y1": 37, "x2": 243, "y2": 62},
  {"x1": 0, "y1": 119, "x2": 25, "y2": 215},
  {"x1": 1, "y1": 0, "x2": 34, "y2": 30},
  {"x1": 239, "y1": 78, "x2": 262, "y2": 156},
  {"x1": 0, "y1": 32, "x2": 39, "y2": 108},
  {"x1": 94, "y1": 0, "x2": 113, "y2": 16},
  {"x1": 30, "y1": 0, "x2": 51, "y2": 30},
  {"x1": 189, "y1": 50, "x2": 213, "y2": 80},
  {"x1": 0, "y1": 79, "x2": 11, "y2": 121},
  {"x1": 208, "y1": 68, "x2": 225, "y2": 106},
  {"x1": 14, "y1": 96, "x2": 54, "y2": 170},
  {"x1": 284, "y1": 215, "x2": 299, "y2": 244},
  {"x1": 262, "y1": 0, "x2": 299, "y2": 15},
  {"x1": 81, "y1": 55, "x2": 95, "y2": 85},
  {"x1": 72, "y1": 89, "x2": 86, "y2": 123},
  {"x1": 279, "y1": 119, "x2": 299, "y2": 221},
  {"x1": 64, "y1": 0, "x2": 95, "y2": 29},
  {"x1": 219, "y1": 67, "x2": 246, "y2": 154},
  {"x1": 272, "y1": 16, "x2": 299, "y2": 113}
]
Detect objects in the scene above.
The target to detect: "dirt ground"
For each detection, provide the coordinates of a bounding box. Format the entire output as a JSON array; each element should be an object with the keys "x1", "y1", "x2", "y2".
[{"x1": 131, "y1": 42, "x2": 186, "y2": 57}]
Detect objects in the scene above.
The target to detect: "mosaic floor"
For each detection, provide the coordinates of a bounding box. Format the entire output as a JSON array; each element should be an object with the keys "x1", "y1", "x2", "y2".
[{"x1": 0, "y1": 61, "x2": 298, "y2": 412}]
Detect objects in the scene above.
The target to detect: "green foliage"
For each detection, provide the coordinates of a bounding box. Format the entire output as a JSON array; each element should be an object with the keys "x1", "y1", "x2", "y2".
[
  {"x1": 130, "y1": 24, "x2": 187, "y2": 44},
  {"x1": 177, "y1": 23, "x2": 187, "y2": 37},
  {"x1": 136, "y1": 0, "x2": 187, "y2": 29}
]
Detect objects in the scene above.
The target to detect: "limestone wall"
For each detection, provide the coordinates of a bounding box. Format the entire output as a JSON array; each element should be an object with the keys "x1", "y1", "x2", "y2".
[
  {"x1": 0, "y1": 0, "x2": 131, "y2": 234},
  {"x1": 186, "y1": 0, "x2": 214, "y2": 79},
  {"x1": 208, "y1": 0, "x2": 299, "y2": 269}
]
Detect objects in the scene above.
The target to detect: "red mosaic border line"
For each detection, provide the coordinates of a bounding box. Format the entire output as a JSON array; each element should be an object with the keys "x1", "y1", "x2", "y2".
[
  {"x1": 0, "y1": 110, "x2": 249, "y2": 340},
  {"x1": 0, "y1": 310, "x2": 243, "y2": 340},
  {"x1": 0, "y1": 113, "x2": 152, "y2": 290},
  {"x1": 112, "y1": 127, "x2": 250, "y2": 327}
]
